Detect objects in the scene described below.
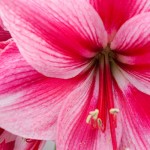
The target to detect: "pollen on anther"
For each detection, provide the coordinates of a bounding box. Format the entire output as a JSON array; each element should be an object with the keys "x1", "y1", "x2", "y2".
[
  {"x1": 86, "y1": 109, "x2": 99, "y2": 123},
  {"x1": 109, "y1": 108, "x2": 119, "y2": 114},
  {"x1": 86, "y1": 109, "x2": 103, "y2": 128}
]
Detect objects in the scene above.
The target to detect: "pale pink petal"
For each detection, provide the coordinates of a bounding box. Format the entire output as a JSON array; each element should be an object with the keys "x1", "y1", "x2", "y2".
[
  {"x1": 0, "y1": 41, "x2": 80, "y2": 140},
  {"x1": 112, "y1": 70, "x2": 150, "y2": 149},
  {"x1": 111, "y1": 13, "x2": 150, "y2": 94},
  {"x1": 57, "y1": 71, "x2": 122, "y2": 150},
  {"x1": 0, "y1": 17, "x2": 7, "y2": 30},
  {"x1": 0, "y1": 0, "x2": 107, "y2": 79},
  {"x1": 88, "y1": 0, "x2": 150, "y2": 40}
]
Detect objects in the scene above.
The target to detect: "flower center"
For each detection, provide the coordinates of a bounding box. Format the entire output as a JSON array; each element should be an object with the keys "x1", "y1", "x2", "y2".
[{"x1": 86, "y1": 45, "x2": 119, "y2": 150}]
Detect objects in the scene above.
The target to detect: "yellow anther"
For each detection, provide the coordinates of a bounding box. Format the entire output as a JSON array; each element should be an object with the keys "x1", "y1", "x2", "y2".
[
  {"x1": 86, "y1": 114, "x2": 92, "y2": 124},
  {"x1": 89, "y1": 109, "x2": 99, "y2": 120},
  {"x1": 86, "y1": 109, "x2": 103, "y2": 128},
  {"x1": 109, "y1": 108, "x2": 119, "y2": 114},
  {"x1": 86, "y1": 109, "x2": 99, "y2": 124}
]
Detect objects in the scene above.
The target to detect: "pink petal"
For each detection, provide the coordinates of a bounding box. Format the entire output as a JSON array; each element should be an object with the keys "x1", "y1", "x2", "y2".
[
  {"x1": 88, "y1": 0, "x2": 150, "y2": 40},
  {"x1": 111, "y1": 13, "x2": 150, "y2": 94},
  {"x1": 0, "y1": 41, "x2": 80, "y2": 140},
  {"x1": 112, "y1": 73, "x2": 150, "y2": 149},
  {"x1": 56, "y1": 71, "x2": 122, "y2": 150},
  {"x1": 0, "y1": 0, "x2": 107, "y2": 79}
]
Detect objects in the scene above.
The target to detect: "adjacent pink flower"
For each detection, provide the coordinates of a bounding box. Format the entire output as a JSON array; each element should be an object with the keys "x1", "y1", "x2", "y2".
[
  {"x1": 0, "y1": 0, "x2": 150, "y2": 150},
  {"x1": 0, "y1": 128, "x2": 45, "y2": 150},
  {"x1": 0, "y1": 128, "x2": 16, "y2": 150}
]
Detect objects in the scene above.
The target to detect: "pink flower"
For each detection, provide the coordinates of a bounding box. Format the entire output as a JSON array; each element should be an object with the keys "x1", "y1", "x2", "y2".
[
  {"x1": 0, "y1": 0, "x2": 150, "y2": 149},
  {"x1": 0, "y1": 128, "x2": 45, "y2": 150}
]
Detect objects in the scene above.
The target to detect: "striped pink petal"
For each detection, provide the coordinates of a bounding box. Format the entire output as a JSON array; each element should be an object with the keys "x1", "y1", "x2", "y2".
[
  {"x1": 0, "y1": 0, "x2": 107, "y2": 79},
  {"x1": 0, "y1": 41, "x2": 80, "y2": 140},
  {"x1": 111, "y1": 13, "x2": 150, "y2": 95},
  {"x1": 88, "y1": 0, "x2": 150, "y2": 40},
  {"x1": 112, "y1": 71, "x2": 150, "y2": 149}
]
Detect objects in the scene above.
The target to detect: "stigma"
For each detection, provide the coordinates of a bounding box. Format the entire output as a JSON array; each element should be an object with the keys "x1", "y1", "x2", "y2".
[{"x1": 109, "y1": 108, "x2": 119, "y2": 114}]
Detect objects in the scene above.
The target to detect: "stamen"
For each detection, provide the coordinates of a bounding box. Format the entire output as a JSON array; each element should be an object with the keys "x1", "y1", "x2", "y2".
[
  {"x1": 109, "y1": 108, "x2": 119, "y2": 114},
  {"x1": 89, "y1": 109, "x2": 99, "y2": 119},
  {"x1": 86, "y1": 109, "x2": 103, "y2": 129},
  {"x1": 109, "y1": 108, "x2": 119, "y2": 128}
]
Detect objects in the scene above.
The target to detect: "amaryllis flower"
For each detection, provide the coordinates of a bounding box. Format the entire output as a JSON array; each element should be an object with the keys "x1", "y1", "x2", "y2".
[
  {"x1": 0, "y1": 0, "x2": 150, "y2": 149},
  {"x1": 0, "y1": 128, "x2": 45, "y2": 150}
]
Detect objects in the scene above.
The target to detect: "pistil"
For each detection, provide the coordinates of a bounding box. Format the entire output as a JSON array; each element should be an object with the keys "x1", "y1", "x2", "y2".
[
  {"x1": 86, "y1": 45, "x2": 119, "y2": 150},
  {"x1": 105, "y1": 52, "x2": 117, "y2": 150},
  {"x1": 97, "y1": 54, "x2": 106, "y2": 131}
]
